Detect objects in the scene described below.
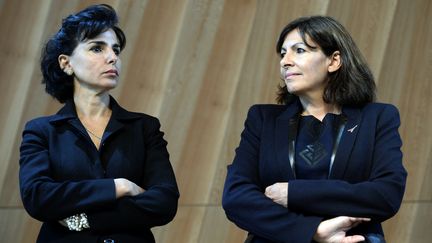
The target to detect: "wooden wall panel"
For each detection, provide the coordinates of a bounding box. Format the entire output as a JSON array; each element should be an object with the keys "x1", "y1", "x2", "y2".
[
  {"x1": 175, "y1": 0, "x2": 257, "y2": 204},
  {"x1": 326, "y1": 0, "x2": 398, "y2": 78},
  {"x1": 377, "y1": 0, "x2": 432, "y2": 202},
  {"x1": 119, "y1": 0, "x2": 189, "y2": 115},
  {"x1": 0, "y1": 0, "x2": 51, "y2": 206},
  {"x1": 0, "y1": 0, "x2": 430, "y2": 242},
  {"x1": 0, "y1": 210, "x2": 40, "y2": 243},
  {"x1": 382, "y1": 202, "x2": 432, "y2": 243}
]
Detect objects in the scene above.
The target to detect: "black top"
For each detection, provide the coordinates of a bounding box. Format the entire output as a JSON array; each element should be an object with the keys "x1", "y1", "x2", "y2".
[{"x1": 295, "y1": 113, "x2": 343, "y2": 179}]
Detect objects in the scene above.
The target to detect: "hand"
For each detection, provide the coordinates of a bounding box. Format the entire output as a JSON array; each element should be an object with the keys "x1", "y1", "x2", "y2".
[
  {"x1": 264, "y1": 182, "x2": 288, "y2": 207},
  {"x1": 313, "y1": 216, "x2": 371, "y2": 243},
  {"x1": 114, "y1": 178, "x2": 145, "y2": 198}
]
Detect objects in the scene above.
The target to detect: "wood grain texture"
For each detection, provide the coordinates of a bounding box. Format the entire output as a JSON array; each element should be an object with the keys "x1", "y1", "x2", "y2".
[{"x1": 0, "y1": 0, "x2": 430, "y2": 242}]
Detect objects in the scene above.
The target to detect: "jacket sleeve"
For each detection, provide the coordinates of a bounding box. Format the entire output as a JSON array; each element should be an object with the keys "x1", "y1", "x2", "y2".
[
  {"x1": 88, "y1": 118, "x2": 179, "y2": 230},
  {"x1": 288, "y1": 105, "x2": 407, "y2": 222},
  {"x1": 222, "y1": 105, "x2": 322, "y2": 243},
  {"x1": 19, "y1": 119, "x2": 117, "y2": 222}
]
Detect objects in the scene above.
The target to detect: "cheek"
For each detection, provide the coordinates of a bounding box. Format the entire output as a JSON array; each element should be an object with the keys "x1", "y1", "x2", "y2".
[
  {"x1": 116, "y1": 60, "x2": 122, "y2": 72},
  {"x1": 72, "y1": 56, "x2": 95, "y2": 71},
  {"x1": 307, "y1": 58, "x2": 323, "y2": 70},
  {"x1": 307, "y1": 58, "x2": 329, "y2": 77}
]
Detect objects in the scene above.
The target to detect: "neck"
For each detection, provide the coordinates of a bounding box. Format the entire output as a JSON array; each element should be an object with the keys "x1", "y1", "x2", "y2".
[
  {"x1": 299, "y1": 96, "x2": 340, "y2": 121},
  {"x1": 73, "y1": 79, "x2": 113, "y2": 118},
  {"x1": 74, "y1": 91, "x2": 111, "y2": 119}
]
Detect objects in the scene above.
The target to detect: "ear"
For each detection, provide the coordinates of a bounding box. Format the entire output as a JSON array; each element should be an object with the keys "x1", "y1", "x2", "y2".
[
  {"x1": 58, "y1": 54, "x2": 71, "y2": 71},
  {"x1": 327, "y1": 51, "x2": 341, "y2": 73}
]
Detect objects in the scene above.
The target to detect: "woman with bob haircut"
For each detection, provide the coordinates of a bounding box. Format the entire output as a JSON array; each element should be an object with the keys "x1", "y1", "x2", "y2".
[
  {"x1": 223, "y1": 16, "x2": 406, "y2": 243},
  {"x1": 19, "y1": 4, "x2": 179, "y2": 243}
]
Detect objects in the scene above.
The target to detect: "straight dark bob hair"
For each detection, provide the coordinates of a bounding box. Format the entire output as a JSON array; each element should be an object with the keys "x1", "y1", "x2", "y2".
[
  {"x1": 41, "y1": 4, "x2": 126, "y2": 103},
  {"x1": 276, "y1": 16, "x2": 375, "y2": 107}
]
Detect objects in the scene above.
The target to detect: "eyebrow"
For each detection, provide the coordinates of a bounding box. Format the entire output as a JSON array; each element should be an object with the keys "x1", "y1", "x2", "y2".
[
  {"x1": 88, "y1": 40, "x2": 120, "y2": 48},
  {"x1": 281, "y1": 42, "x2": 306, "y2": 52}
]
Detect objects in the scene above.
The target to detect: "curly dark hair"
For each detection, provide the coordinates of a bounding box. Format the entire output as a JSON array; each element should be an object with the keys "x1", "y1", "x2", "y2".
[
  {"x1": 40, "y1": 4, "x2": 126, "y2": 103},
  {"x1": 275, "y1": 16, "x2": 375, "y2": 107}
]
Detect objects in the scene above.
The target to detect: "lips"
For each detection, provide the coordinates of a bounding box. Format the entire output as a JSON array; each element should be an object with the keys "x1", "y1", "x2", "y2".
[
  {"x1": 285, "y1": 72, "x2": 301, "y2": 79},
  {"x1": 104, "y1": 69, "x2": 119, "y2": 76}
]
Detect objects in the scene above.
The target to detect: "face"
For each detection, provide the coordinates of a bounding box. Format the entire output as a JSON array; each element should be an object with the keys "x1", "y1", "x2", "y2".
[
  {"x1": 280, "y1": 29, "x2": 338, "y2": 98},
  {"x1": 60, "y1": 29, "x2": 121, "y2": 92}
]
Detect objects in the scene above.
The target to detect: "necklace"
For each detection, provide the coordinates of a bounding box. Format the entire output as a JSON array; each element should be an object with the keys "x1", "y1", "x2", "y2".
[{"x1": 84, "y1": 128, "x2": 102, "y2": 140}]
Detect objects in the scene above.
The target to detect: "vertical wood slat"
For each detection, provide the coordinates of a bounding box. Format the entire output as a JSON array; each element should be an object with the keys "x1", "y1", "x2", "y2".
[
  {"x1": 158, "y1": 0, "x2": 226, "y2": 172},
  {"x1": 0, "y1": 0, "x2": 53, "y2": 206},
  {"x1": 326, "y1": 0, "x2": 398, "y2": 79},
  {"x1": 0, "y1": 0, "x2": 430, "y2": 242},
  {"x1": 377, "y1": 0, "x2": 432, "y2": 202},
  {"x1": 175, "y1": 0, "x2": 257, "y2": 205},
  {"x1": 119, "y1": 0, "x2": 189, "y2": 115}
]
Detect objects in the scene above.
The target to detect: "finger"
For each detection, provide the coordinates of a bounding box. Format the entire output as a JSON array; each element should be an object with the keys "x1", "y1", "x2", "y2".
[
  {"x1": 342, "y1": 235, "x2": 365, "y2": 243},
  {"x1": 265, "y1": 186, "x2": 273, "y2": 197},
  {"x1": 352, "y1": 217, "x2": 370, "y2": 222},
  {"x1": 265, "y1": 193, "x2": 274, "y2": 199},
  {"x1": 136, "y1": 186, "x2": 145, "y2": 194},
  {"x1": 347, "y1": 217, "x2": 371, "y2": 224},
  {"x1": 330, "y1": 217, "x2": 358, "y2": 230},
  {"x1": 266, "y1": 185, "x2": 274, "y2": 192},
  {"x1": 339, "y1": 217, "x2": 367, "y2": 229}
]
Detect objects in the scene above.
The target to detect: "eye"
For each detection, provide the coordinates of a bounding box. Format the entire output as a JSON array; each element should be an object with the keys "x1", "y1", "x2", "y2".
[
  {"x1": 90, "y1": 45, "x2": 103, "y2": 53},
  {"x1": 295, "y1": 47, "x2": 306, "y2": 54},
  {"x1": 113, "y1": 48, "x2": 121, "y2": 55},
  {"x1": 280, "y1": 52, "x2": 286, "y2": 58}
]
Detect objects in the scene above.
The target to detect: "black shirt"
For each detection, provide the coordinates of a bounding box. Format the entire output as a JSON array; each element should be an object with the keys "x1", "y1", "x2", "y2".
[{"x1": 295, "y1": 113, "x2": 342, "y2": 179}]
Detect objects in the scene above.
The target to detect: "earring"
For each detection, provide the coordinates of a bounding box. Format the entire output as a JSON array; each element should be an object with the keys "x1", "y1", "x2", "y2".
[{"x1": 65, "y1": 69, "x2": 73, "y2": 76}]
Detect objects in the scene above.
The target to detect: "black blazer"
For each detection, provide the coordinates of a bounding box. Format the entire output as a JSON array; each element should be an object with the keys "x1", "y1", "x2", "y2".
[
  {"x1": 19, "y1": 97, "x2": 179, "y2": 243},
  {"x1": 222, "y1": 100, "x2": 407, "y2": 243}
]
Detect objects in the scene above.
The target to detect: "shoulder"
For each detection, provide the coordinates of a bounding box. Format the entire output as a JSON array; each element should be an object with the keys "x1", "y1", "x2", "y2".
[
  {"x1": 345, "y1": 102, "x2": 400, "y2": 119},
  {"x1": 356, "y1": 103, "x2": 401, "y2": 128},
  {"x1": 247, "y1": 104, "x2": 287, "y2": 118},
  {"x1": 24, "y1": 115, "x2": 57, "y2": 131},
  {"x1": 111, "y1": 98, "x2": 161, "y2": 128},
  {"x1": 110, "y1": 96, "x2": 161, "y2": 125},
  {"x1": 362, "y1": 102, "x2": 399, "y2": 114},
  {"x1": 117, "y1": 109, "x2": 163, "y2": 134},
  {"x1": 360, "y1": 102, "x2": 400, "y2": 121},
  {"x1": 21, "y1": 115, "x2": 61, "y2": 143},
  {"x1": 128, "y1": 111, "x2": 160, "y2": 123}
]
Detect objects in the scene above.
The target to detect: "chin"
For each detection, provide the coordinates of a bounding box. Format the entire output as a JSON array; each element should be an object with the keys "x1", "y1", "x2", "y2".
[
  {"x1": 285, "y1": 86, "x2": 298, "y2": 94},
  {"x1": 102, "y1": 79, "x2": 118, "y2": 88}
]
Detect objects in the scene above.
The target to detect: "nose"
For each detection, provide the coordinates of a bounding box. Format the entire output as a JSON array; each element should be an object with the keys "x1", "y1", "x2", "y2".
[
  {"x1": 107, "y1": 48, "x2": 118, "y2": 64},
  {"x1": 280, "y1": 53, "x2": 293, "y2": 69}
]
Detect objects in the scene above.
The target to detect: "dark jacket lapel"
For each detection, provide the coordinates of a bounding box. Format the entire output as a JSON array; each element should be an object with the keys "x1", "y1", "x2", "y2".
[
  {"x1": 48, "y1": 96, "x2": 142, "y2": 144},
  {"x1": 275, "y1": 99, "x2": 302, "y2": 180},
  {"x1": 49, "y1": 99, "x2": 89, "y2": 141},
  {"x1": 103, "y1": 97, "x2": 142, "y2": 143},
  {"x1": 329, "y1": 106, "x2": 362, "y2": 179}
]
